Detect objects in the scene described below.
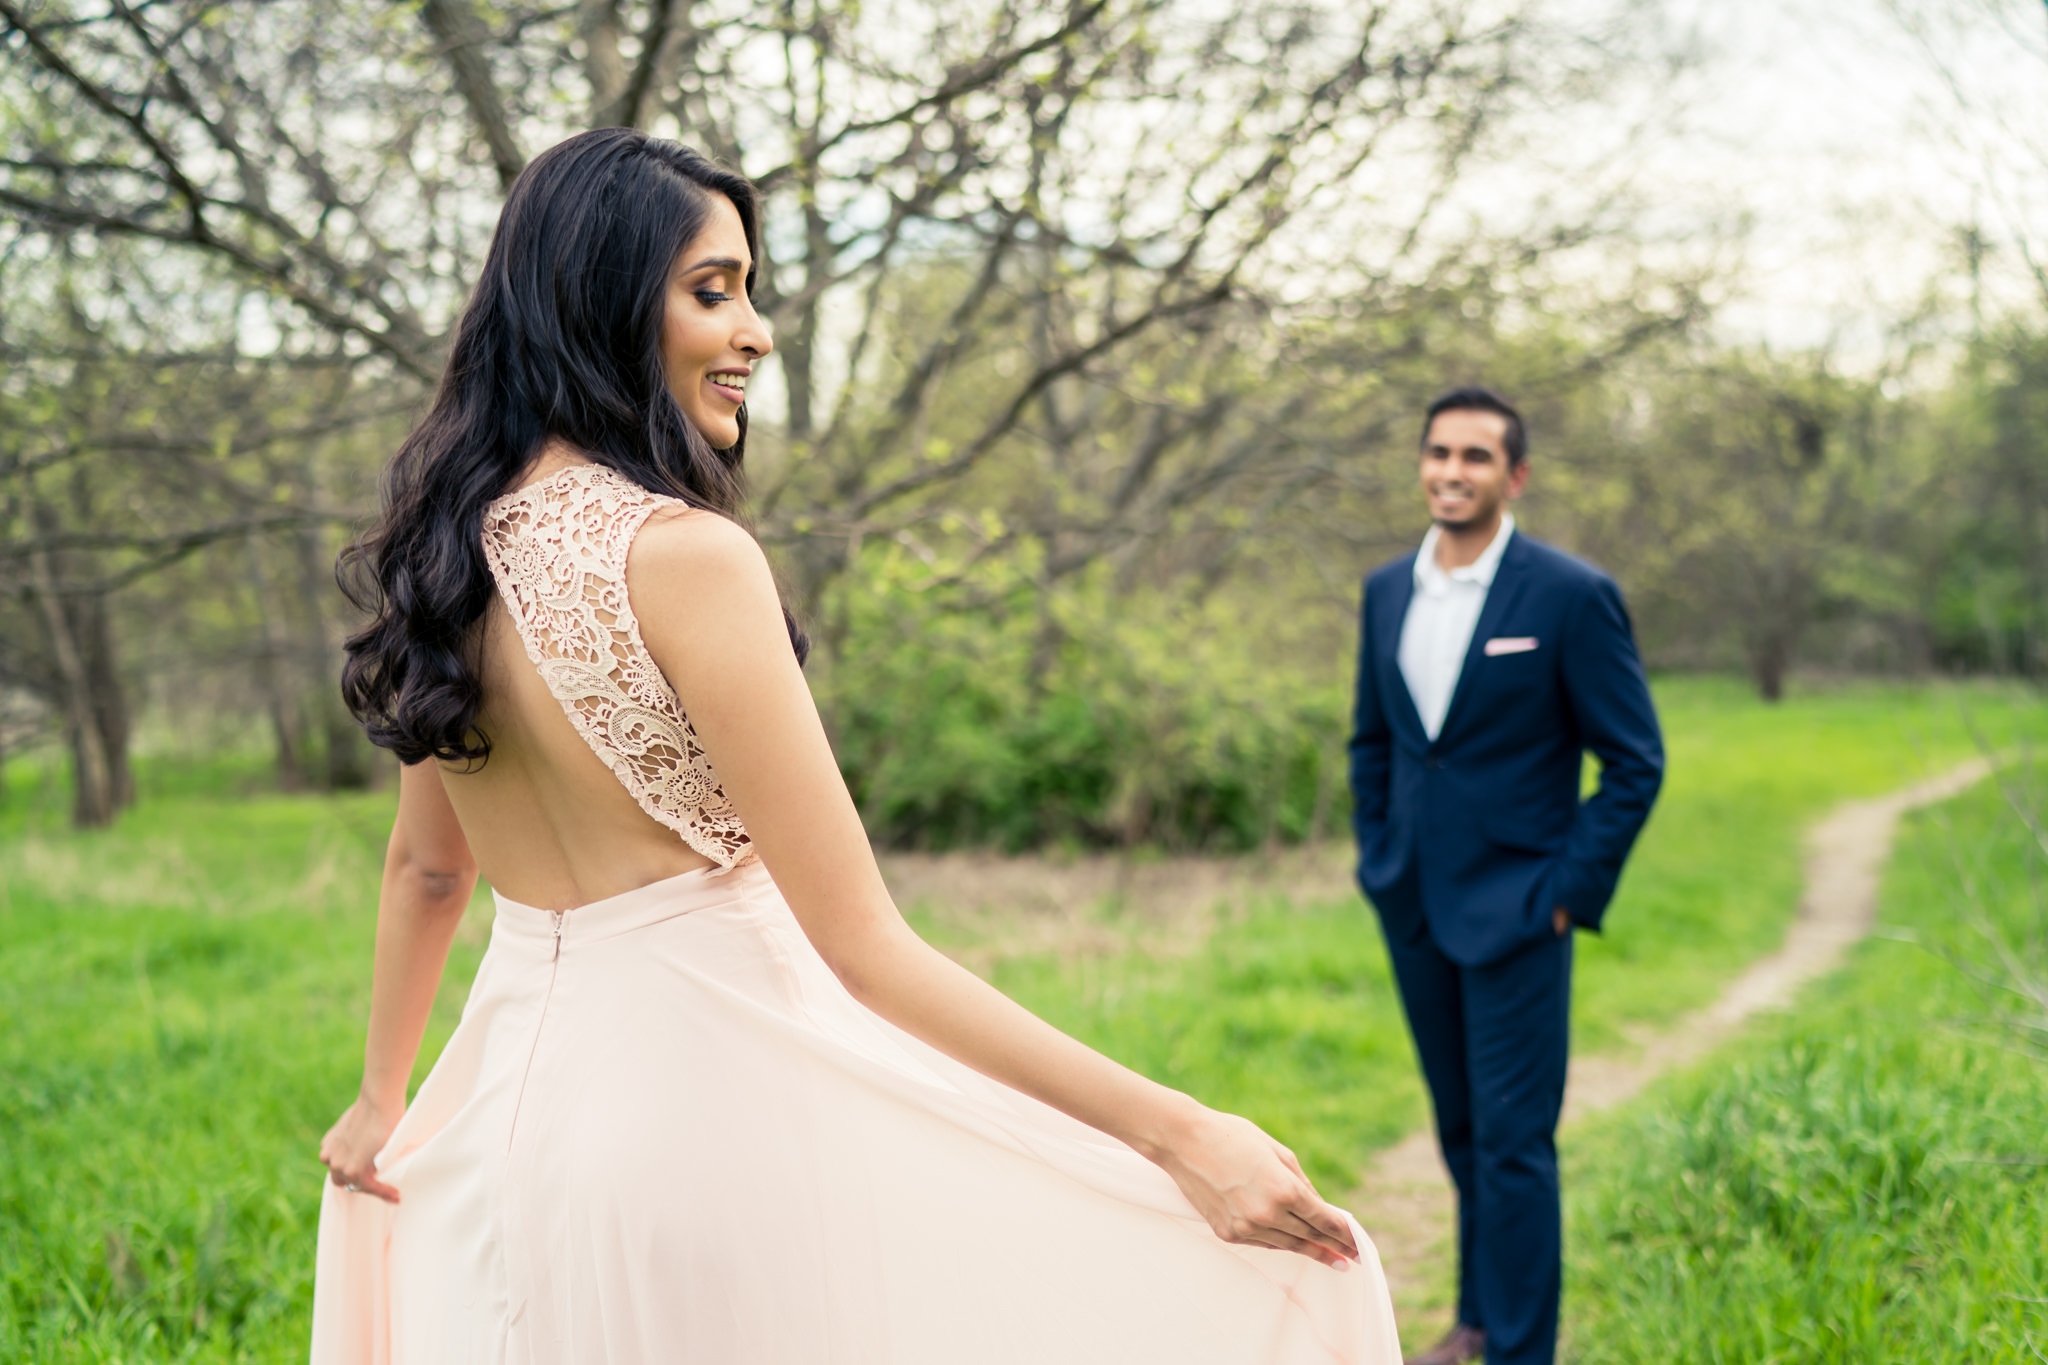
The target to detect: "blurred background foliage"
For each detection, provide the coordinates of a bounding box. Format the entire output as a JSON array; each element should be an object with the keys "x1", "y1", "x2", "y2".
[{"x1": 0, "y1": 0, "x2": 2043, "y2": 843}]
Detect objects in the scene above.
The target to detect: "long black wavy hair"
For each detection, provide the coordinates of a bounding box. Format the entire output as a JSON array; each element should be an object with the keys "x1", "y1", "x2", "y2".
[{"x1": 338, "y1": 127, "x2": 806, "y2": 766}]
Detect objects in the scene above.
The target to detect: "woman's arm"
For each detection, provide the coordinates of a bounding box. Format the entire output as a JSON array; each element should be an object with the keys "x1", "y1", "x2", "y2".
[
  {"x1": 318, "y1": 760, "x2": 479, "y2": 1202},
  {"x1": 632, "y1": 514, "x2": 1359, "y2": 1269}
]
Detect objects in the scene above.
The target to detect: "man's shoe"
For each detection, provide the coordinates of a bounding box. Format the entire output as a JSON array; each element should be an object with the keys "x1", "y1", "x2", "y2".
[{"x1": 1404, "y1": 1323, "x2": 1485, "y2": 1365}]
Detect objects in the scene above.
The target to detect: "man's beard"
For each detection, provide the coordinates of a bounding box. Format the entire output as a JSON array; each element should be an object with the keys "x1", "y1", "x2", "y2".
[{"x1": 1432, "y1": 499, "x2": 1497, "y2": 531}]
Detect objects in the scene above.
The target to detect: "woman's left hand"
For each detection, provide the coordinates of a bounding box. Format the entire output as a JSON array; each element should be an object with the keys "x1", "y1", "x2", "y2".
[{"x1": 1153, "y1": 1107, "x2": 1360, "y2": 1270}]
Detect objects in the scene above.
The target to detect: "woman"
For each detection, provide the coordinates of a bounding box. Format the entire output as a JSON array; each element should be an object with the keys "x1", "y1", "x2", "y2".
[{"x1": 312, "y1": 126, "x2": 1398, "y2": 1364}]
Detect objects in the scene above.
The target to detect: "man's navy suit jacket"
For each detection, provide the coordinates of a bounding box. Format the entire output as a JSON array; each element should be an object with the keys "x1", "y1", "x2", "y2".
[{"x1": 1349, "y1": 531, "x2": 1665, "y2": 967}]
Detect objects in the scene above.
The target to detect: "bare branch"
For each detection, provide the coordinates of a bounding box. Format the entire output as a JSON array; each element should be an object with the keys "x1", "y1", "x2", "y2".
[
  {"x1": 420, "y1": 0, "x2": 527, "y2": 190},
  {"x1": 0, "y1": 511, "x2": 345, "y2": 564},
  {"x1": 751, "y1": 0, "x2": 1113, "y2": 192},
  {"x1": 603, "y1": 0, "x2": 679, "y2": 129}
]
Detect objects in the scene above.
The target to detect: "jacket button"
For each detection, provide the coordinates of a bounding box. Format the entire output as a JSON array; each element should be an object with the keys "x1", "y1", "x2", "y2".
[{"x1": 1424, "y1": 757, "x2": 1442, "y2": 770}]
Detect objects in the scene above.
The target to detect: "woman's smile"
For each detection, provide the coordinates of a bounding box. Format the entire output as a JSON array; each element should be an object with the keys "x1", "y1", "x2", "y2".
[
  {"x1": 707, "y1": 368, "x2": 750, "y2": 405},
  {"x1": 660, "y1": 193, "x2": 771, "y2": 448}
]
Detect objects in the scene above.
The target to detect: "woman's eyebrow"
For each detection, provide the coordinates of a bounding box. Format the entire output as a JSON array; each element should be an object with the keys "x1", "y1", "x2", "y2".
[{"x1": 680, "y1": 255, "x2": 746, "y2": 275}]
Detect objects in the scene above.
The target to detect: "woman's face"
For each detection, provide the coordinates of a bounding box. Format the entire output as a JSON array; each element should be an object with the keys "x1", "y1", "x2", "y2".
[{"x1": 661, "y1": 194, "x2": 772, "y2": 449}]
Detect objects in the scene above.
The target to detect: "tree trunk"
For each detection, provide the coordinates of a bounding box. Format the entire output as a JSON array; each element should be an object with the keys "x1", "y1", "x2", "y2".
[
  {"x1": 780, "y1": 197, "x2": 832, "y2": 441},
  {"x1": 293, "y1": 524, "x2": 371, "y2": 789},
  {"x1": 579, "y1": 0, "x2": 628, "y2": 123},
  {"x1": 1751, "y1": 653, "x2": 1786, "y2": 703},
  {"x1": 29, "y1": 549, "x2": 116, "y2": 827},
  {"x1": 1744, "y1": 624, "x2": 1792, "y2": 703},
  {"x1": 76, "y1": 591, "x2": 134, "y2": 810},
  {"x1": 1739, "y1": 541, "x2": 1810, "y2": 704},
  {"x1": 245, "y1": 532, "x2": 307, "y2": 786},
  {"x1": 2028, "y1": 500, "x2": 2048, "y2": 678},
  {"x1": 1306, "y1": 746, "x2": 1333, "y2": 846}
]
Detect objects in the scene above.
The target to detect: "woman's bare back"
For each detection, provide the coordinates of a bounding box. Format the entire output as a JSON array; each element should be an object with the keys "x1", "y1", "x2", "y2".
[
  {"x1": 436, "y1": 607, "x2": 714, "y2": 912},
  {"x1": 434, "y1": 449, "x2": 726, "y2": 911}
]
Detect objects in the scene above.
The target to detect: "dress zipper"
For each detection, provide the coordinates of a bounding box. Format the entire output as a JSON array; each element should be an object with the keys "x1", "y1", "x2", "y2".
[{"x1": 508, "y1": 910, "x2": 566, "y2": 1151}]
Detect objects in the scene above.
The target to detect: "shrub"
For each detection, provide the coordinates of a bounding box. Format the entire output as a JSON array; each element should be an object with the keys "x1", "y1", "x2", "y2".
[{"x1": 814, "y1": 534, "x2": 1350, "y2": 851}]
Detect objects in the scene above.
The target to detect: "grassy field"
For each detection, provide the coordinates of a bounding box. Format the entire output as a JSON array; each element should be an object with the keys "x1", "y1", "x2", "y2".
[
  {"x1": 922, "y1": 678, "x2": 2047, "y2": 1187},
  {"x1": 0, "y1": 676, "x2": 2041, "y2": 1359},
  {"x1": 0, "y1": 768, "x2": 425, "y2": 1361},
  {"x1": 1562, "y1": 772, "x2": 2048, "y2": 1362}
]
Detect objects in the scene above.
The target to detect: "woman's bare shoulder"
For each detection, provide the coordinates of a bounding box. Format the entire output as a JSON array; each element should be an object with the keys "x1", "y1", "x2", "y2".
[
  {"x1": 627, "y1": 507, "x2": 800, "y2": 706},
  {"x1": 627, "y1": 506, "x2": 777, "y2": 605}
]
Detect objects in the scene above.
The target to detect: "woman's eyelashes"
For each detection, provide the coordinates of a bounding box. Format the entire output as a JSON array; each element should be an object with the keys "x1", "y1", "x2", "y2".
[{"x1": 693, "y1": 288, "x2": 733, "y2": 307}]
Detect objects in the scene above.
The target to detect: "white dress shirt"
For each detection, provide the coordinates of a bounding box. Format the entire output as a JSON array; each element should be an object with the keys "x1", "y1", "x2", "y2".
[{"x1": 1397, "y1": 513, "x2": 1516, "y2": 742}]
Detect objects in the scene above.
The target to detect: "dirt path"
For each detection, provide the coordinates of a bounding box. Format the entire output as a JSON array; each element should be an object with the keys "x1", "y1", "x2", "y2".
[
  {"x1": 879, "y1": 842, "x2": 1357, "y2": 971},
  {"x1": 1343, "y1": 758, "x2": 1995, "y2": 1345}
]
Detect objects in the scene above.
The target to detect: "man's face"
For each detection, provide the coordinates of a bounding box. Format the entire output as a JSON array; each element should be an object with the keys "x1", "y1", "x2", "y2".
[{"x1": 1419, "y1": 409, "x2": 1528, "y2": 531}]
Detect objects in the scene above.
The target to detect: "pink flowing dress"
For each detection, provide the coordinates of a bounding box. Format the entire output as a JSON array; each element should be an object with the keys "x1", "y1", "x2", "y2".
[{"x1": 308, "y1": 465, "x2": 1401, "y2": 1364}]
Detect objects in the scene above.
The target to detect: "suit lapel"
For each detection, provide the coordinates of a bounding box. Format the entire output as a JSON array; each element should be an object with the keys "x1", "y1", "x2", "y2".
[
  {"x1": 1377, "y1": 557, "x2": 1430, "y2": 749},
  {"x1": 1434, "y1": 532, "x2": 1532, "y2": 747}
]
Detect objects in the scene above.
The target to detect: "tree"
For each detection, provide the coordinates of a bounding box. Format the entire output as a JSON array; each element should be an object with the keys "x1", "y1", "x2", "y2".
[
  {"x1": 1, "y1": 0, "x2": 1670, "y2": 589},
  {"x1": 0, "y1": 234, "x2": 390, "y2": 815},
  {"x1": 0, "y1": 0, "x2": 1710, "y2": 827}
]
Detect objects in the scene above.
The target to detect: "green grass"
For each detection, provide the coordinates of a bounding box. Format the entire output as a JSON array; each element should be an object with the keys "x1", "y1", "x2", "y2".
[
  {"x1": 1563, "y1": 772, "x2": 2048, "y2": 1363},
  {"x1": 917, "y1": 677, "x2": 2048, "y2": 1189},
  {"x1": 0, "y1": 773, "x2": 487, "y2": 1362},
  {"x1": 0, "y1": 676, "x2": 2041, "y2": 1359}
]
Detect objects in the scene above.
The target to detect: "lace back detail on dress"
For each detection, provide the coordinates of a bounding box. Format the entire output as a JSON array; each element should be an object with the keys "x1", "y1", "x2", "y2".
[{"x1": 480, "y1": 465, "x2": 752, "y2": 867}]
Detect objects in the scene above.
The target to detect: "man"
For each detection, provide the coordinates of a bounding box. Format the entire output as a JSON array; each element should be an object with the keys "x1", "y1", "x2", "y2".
[{"x1": 1349, "y1": 387, "x2": 1663, "y2": 1365}]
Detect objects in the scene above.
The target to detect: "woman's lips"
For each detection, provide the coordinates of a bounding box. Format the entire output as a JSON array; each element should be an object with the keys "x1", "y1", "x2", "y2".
[{"x1": 708, "y1": 377, "x2": 746, "y2": 404}]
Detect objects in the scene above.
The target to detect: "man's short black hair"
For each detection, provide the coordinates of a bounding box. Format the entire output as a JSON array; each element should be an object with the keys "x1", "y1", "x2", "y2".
[{"x1": 1422, "y1": 386, "x2": 1527, "y2": 467}]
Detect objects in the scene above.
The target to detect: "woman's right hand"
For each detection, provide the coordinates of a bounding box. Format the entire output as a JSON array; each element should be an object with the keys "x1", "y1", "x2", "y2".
[
  {"x1": 319, "y1": 1093, "x2": 403, "y2": 1203},
  {"x1": 1153, "y1": 1107, "x2": 1361, "y2": 1270}
]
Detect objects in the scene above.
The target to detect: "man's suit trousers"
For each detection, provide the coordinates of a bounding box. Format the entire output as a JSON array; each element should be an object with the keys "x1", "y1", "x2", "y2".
[{"x1": 1382, "y1": 922, "x2": 1572, "y2": 1365}]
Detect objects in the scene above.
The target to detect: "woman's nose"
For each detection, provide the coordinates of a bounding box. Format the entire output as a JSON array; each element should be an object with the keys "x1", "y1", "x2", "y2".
[{"x1": 738, "y1": 307, "x2": 773, "y2": 358}]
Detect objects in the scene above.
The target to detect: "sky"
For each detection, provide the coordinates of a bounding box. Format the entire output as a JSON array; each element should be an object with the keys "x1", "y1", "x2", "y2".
[
  {"x1": 120, "y1": 0, "x2": 2047, "y2": 387},
  {"x1": 1636, "y1": 0, "x2": 2048, "y2": 360},
  {"x1": 738, "y1": 0, "x2": 2048, "y2": 428}
]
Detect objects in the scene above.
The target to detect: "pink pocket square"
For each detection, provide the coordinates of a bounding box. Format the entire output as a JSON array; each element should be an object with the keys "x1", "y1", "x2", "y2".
[{"x1": 1484, "y1": 636, "x2": 1539, "y2": 656}]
